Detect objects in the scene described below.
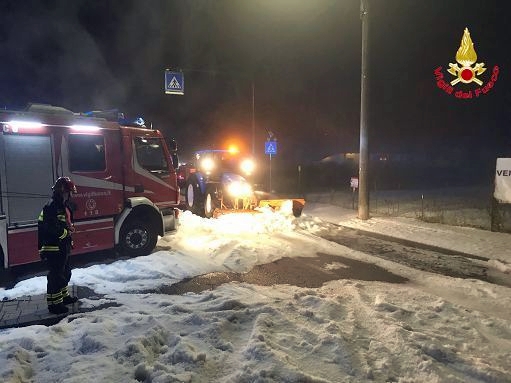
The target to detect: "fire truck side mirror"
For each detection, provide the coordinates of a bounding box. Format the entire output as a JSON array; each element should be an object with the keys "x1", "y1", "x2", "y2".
[
  {"x1": 168, "y1": 138, "x2": 178, "y2": 152},
  {"x1": 171, "y1": 153, "x2": 179, "y2": 170},
  {"x1": 167, "y1": 138, "x2": 179, "y2": 169}
]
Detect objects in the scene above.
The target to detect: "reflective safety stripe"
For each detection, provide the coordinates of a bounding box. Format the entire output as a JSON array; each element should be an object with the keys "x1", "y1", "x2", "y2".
[
  {"x1": 39, "y1": 246, "x2": 60, "y2": 252},
  {"x1": 60, "y1": 287, "x2": 70, "y2": 298},
  {"x1": 39, "y1": 212, "x2": 66, "y2": 222},
  {"x1": 47, "y1": 291, "x2": 63, "y2": 305},
  {"x1": 59, "y1": 228, "x2": 68, "y2": 240}
]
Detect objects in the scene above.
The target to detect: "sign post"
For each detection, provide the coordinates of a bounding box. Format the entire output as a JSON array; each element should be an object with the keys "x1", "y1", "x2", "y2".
[
  {"x1": 264, "y1": 139, "x2": 277, "y2": 193},
  {"x1": 298, "y1": 165, "x2": 302, "y2": 196}
]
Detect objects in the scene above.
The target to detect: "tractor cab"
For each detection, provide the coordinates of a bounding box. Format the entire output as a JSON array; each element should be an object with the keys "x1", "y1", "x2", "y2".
[{"x1": 193, "y1": 149, "x2": 255, "y2": 180}]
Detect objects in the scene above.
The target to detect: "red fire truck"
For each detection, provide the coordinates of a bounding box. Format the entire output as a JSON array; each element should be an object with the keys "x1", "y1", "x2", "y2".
[{"x1": 0, "y1": 103, "x2": 180, "y2": 269}]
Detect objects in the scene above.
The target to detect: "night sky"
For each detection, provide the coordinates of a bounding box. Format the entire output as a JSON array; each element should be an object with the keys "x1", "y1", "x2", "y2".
[{"x1": 0, "y1": 0, "x2": 509, "y2": 164}]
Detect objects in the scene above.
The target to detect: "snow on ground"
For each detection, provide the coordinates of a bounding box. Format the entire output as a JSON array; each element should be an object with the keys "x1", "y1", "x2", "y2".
[
  {"x1": 0, "y1": 197, "x2": 510, "y2": 383},
  {"x1": 305, "y1": 201, "x2": 511, "y2": 269}
]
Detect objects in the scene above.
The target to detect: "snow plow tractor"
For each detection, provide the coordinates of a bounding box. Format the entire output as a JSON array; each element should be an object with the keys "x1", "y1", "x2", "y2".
[{"x1": 178, "y1": 148, "x2": 304, "y2": 218}]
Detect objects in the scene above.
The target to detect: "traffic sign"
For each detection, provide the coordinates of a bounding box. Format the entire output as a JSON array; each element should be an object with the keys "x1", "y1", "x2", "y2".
[
  {"x1": 350, "y1": 176, "x2": 359, "y2": 189},
  {"x1": 165, "y1": 70, "x2": 184, "y2": 95},
  {"x1": 265, "y1": 140, "x2": 277, "y2": 155}
]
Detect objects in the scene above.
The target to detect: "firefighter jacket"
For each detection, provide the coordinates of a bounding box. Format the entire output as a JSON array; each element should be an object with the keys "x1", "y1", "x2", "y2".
[{"x1": 38, "y1": 197, "x2": 72, "y2": 257}]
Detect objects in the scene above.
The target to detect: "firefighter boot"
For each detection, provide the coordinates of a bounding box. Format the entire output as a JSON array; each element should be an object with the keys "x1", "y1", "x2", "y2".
[
  {"x1": 61, "y1": 286, "x2": 79, "y2": 305},
  {"x1": 62, "y1": 296, "x2": 78, "y2": 305},
  {"x1": 47, "y1": 291, "x2": 69, "y2": 314},
  {"x1": 48, "y1": 303, "x2": 69, "y2": 315}
]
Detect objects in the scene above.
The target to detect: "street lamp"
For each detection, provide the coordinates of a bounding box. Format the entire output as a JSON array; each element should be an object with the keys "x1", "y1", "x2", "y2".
[{"x1": 358, "y1": 0, "x2": 370, "y2": 220}]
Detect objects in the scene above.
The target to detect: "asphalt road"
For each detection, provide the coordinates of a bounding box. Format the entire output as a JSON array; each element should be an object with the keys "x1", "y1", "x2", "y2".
[
  {"x1": 314, "y1": 223, "x2": 511, "y2": 288},
  {"x1": 149, "y1": 223, "x2": 510, "y2": 295},
  {"x1": 152, "y1": 252, "x2": 408, "y2": 295}
]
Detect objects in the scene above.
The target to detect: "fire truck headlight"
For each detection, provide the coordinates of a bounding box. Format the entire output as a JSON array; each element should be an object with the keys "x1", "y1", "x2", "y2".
[
  {"x1": 200, "y1": 157, "x2": 215, "y2": 174},
  {"x1": 240, "y1": 159, "x2": 255, "y2": 175},
  {"x1": 227, "y1": 181, "x2": 252, "y2": 197}
]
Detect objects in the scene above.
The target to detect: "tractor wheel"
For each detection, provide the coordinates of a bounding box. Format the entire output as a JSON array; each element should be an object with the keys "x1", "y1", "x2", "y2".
[
  {"x1": 119, "y1": 219, "x2": 157, "y2": 257},
  {"x1": 204, "y1": 186, "x2": 220, "y2": 218},
  {"x1": 185, "y1": 175, "x2": 204, "y2": 216}
]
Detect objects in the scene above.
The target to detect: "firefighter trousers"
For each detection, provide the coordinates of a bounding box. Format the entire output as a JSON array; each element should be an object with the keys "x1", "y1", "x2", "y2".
[{"x1": 45, "y1": 250, "x2": 72, "y2": 307}]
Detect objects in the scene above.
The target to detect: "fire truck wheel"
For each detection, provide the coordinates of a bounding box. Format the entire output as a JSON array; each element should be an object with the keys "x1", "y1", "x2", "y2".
[
  {"x1": 204, "y1": 186, "x2": 219, "y2": 218},
  {"x1": 119, "y1": 220, "x2": 157, "y2": 257},
  {"x1": 185, "y1": 175, "x2": 204, "y2": 216},
  {"x1": 0, "y1": 248, "x2": 14, "y2": 284}
]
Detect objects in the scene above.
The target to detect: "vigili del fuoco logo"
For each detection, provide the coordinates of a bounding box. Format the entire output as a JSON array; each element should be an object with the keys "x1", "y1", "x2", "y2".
[{"x1": 434, "y1": 27, "x2": 499, "y2": 99}]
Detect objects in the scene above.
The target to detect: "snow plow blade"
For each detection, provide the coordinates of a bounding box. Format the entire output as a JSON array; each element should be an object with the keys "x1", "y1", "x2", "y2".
[
  {"x1": 257, "y1": 198, "x2": 305, "y2": 217},
  {"x1": 211, "y1": 198, "x2": 305, "y2": 218}
]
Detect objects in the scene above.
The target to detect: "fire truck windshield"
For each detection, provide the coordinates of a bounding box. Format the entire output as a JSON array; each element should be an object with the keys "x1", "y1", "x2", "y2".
[{"x1": 134, "y1": 137, "x2": 169, "y2": 174}]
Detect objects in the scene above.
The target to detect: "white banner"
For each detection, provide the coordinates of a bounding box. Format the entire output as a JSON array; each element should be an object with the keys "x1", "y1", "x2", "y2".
[{"x1": 494, "y1": 158, "x2": 511, "y2": 203}]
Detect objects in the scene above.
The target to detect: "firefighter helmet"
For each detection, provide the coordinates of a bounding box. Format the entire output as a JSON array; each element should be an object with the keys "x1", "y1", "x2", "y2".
[{"x1": 52, "y1": 177, "x2": 77, "y2": 194}]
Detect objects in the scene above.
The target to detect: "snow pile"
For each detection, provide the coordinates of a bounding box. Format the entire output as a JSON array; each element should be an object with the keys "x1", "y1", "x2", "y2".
[{"x1": 0, "y1": 195, "x2": 510, "y2": 382}]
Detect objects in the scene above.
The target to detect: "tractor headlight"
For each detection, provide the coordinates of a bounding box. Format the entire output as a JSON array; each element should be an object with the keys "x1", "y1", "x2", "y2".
[
  {"x1": 200, "y1": 157, "x2": 215, "y2": 174},
  {"x1": 227, "y1": 181, "x2": 253, "y2": 197},
  {"x1": 240, "y1": 158, "x2": 255, "y2": 175}
]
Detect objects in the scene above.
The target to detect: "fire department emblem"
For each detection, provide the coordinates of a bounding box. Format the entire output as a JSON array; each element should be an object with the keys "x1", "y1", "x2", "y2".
[
  {"x1": 86, "y1": 198, "x2": 96, "y2": 210},
  {"x1": 447, "y1": 28, "x2": 486, "y2": 86},
  {"x1": 433, "y1": 27, "x2": 499, "y2": 99}
]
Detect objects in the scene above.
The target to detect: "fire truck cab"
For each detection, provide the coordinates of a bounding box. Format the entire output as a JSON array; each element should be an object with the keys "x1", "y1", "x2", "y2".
[{"x1": 0, "y1": 103, "x2": 180, "y2": 269}]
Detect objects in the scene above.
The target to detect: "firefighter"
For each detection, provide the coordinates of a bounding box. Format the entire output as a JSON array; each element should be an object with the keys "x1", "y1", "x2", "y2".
[{"x1": 38, "y1": 177, "x2": 79, "y2": 314}]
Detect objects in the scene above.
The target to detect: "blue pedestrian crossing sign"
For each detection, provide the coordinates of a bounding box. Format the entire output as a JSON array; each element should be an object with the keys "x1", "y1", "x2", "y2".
[
  {"x1": 265, "y1": 140, "x2": 277, "y2": 155},
  {"x1": 165, "y1": 70, "x2": 184, "y2": 95}
]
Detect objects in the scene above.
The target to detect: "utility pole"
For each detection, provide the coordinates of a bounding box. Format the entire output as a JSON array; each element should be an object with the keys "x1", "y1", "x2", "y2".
[
  {"x1": 358, "y1": 0, "x2": 370, "y2": 220},
  {"x1": 252, "y1": 79, "x2": 255, "y2": 155}
]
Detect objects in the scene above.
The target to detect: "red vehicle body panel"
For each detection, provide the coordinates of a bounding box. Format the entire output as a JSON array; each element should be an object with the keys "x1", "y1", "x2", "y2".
[{"x1": 0, "y1": 107, "x2": 180, "y2": 267}]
